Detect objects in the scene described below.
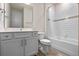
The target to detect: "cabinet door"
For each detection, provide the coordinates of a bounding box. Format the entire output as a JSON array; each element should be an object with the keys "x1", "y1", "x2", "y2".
[
  {"x1": 25, "y1": 37, "x2": 38, "y2": 56},
  {"x1": 1, "y1": 39, "x2": 23, "y2": 56}
]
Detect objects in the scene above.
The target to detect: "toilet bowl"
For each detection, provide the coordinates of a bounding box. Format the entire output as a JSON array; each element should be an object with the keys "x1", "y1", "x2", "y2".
[
  {"x1": 40, "y1": 39, "x2": 51, "y2": 45},
  {"x1": 38, "y1": 32, "x2": 51, "y2": 45},
  {"x1": 38, "y1": 32, "x2": 51, "y2": 55}
]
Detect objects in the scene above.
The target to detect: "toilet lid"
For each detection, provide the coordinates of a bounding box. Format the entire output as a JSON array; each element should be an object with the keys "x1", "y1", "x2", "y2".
[{"x1": 40, "y1": 39, "x2": 51, "y2": 45}]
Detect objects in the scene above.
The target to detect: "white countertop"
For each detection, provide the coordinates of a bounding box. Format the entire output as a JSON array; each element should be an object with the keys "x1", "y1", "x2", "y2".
[{"x1": 0, "y1": 28, "x2": 38, "y2": 32}]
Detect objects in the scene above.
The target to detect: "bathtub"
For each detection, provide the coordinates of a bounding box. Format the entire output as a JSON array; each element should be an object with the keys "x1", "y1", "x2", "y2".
[{"x1": 48, "y1": 36, "x2": 78, "y2": 56}]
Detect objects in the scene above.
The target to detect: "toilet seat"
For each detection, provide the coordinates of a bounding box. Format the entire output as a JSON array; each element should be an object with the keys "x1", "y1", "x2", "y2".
[{"x1": 40, "y1": 39, "x2": 51, "y2": 45}]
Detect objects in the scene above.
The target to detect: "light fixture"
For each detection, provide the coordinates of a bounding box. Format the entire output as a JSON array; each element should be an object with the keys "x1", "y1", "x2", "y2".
[
  {"x1": 61, "y1": 3, "x2": 70, "y2": 7},
  {"x1": 25, "y1": 3, "x2": 31, "y2": 5}
]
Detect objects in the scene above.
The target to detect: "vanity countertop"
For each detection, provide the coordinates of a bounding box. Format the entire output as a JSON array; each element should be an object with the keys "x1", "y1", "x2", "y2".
[
  {"x1": 0, "y1": 28, "x2": 38, "y2": 33},
  {"x1": 0, "y1": 30, "x2": 38, "y2": 33}
]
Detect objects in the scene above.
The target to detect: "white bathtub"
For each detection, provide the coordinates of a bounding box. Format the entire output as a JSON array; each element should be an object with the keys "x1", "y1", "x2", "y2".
[{"x1": 48, "y1": 36, "x2": 78, "y2": 56}]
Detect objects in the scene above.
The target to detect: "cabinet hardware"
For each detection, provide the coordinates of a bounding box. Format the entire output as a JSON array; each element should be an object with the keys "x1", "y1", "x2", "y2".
[
  {"x1": 5, "y1": 35, "x2": 9, "y2": 37},
  {"x1": 21, "y1": 40, "x2": 23, "y2": 47},
  {"x1": 25, "y1": 39, "x2": 27, "y2": 46}
]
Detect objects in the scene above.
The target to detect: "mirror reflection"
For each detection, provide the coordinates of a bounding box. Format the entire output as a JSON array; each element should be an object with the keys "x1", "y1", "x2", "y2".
[{"x1": 4, "y1": 3, "x2": 33, "y2": 29}]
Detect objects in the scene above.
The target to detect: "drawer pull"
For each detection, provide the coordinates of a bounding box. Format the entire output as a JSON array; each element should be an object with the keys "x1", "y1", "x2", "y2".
[
  {"x1": 21, "y1": 40, "x2": 23, "y2": 47},
  {"x1": 5, "y1": 35, "x2": 9, "y2": 37},
  {"x1": 25, "y1": 39, "x2": 27, "y2": 46}
]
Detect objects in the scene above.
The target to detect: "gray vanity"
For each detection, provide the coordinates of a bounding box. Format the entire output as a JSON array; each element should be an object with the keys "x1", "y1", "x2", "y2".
[{"x1": 0, "y1": 31, "x2": 38, "y2": 56}]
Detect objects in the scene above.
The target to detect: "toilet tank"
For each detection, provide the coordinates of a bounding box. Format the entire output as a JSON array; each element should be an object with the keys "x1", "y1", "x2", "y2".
[{"x1": 38, "y1": 32, "x2": 45, "y2": 40}]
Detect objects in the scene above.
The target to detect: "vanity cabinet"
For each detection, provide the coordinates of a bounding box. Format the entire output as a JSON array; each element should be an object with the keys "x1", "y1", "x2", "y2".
[
  {"x1": 0, "y1": 31, "x2": 38, "y2": 56},
  {"x1": 25, "y1": 37, "x2": 38, "y2": 56},
  {"x1": 1, "y1": 39, "x2": 23, "y2": 56}
]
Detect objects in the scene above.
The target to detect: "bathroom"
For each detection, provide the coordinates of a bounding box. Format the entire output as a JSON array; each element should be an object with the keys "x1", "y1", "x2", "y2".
[{"x1": 0, "y1": 3, "x2": 79, "y2": 56}]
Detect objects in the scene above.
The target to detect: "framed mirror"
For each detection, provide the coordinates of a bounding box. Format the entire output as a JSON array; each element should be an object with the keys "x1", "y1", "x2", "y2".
[{"x1": 4, "y1": 3, "x2": 33, "y2": 29}]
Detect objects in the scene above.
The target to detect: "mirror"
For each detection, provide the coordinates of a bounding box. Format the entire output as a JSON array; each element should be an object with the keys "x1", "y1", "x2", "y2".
[{"x1": 4, "y1": 3, "x2": 33, "y2": 29}]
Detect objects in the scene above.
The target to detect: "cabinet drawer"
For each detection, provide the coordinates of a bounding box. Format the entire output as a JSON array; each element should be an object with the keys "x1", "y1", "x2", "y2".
[
  {"x1": 0, "y1": 33, "x2": 12, "y2": 40},
  {"x1": 14, "y1": 32, "x2": 32, "y2": 38}
]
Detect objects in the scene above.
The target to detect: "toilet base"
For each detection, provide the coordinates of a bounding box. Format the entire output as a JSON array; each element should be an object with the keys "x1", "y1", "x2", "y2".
[{"x1": 39, "y1": 43, "x2": 51, "y2": 55}]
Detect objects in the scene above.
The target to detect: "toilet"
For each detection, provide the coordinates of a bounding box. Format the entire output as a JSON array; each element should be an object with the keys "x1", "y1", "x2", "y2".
[{"x1": 38, "y1": 32, "x2": 51, "y2": 55}]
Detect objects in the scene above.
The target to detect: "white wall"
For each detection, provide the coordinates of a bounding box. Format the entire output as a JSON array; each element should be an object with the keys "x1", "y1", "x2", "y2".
[
  {"x1": 0, "y1": 3, "x2": 5, "y2": 31},
  {"x1": 45, "y1": 4, "x2": 55, "y2": 37},
  {"x1": 31, "y1": 3, "x2": 45, "y2": 32},
  {"x1": 24, "y1": 6, "x2": 33, "y2": 28},
  {"x1": 5, "y1": 3, "x2": 10, "y2": 28}
]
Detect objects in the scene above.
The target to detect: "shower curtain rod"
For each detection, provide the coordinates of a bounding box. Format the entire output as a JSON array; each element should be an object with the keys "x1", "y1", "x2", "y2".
[{"x1": 53, "y1": 15, "x2": 79, "y2": 22}]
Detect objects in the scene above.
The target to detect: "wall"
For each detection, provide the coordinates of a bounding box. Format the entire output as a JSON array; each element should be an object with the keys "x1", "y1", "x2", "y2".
[
  {"x1": 24, "y1": 6, "x2": 33, "y2": 28},
  {"x1": 31, "y1": 3, "x2": 45, "y2": 32},
  {"x1": 44, "y1": 3, "x2": 55, "y2": 37},
  {"x1": 0, "y1": 3, "x2": 5, "y2": 31},
  {"x1": 5, "y1": 3, "x2": 10, "y2": 28}
]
